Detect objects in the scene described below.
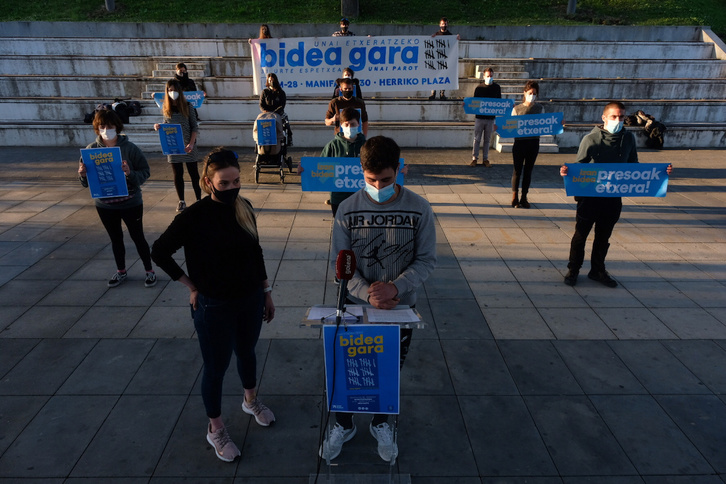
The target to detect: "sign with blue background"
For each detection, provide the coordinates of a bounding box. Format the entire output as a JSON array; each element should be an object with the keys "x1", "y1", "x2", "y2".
[
  {"x1": 153, "y1": 91, "x2": 204, "y2": 109},
  {"x1": 158, "y1": 124, "x2": 185, "y2": 155},
  {"x1": 563, "y1": 163, "x2": 670, "y2": 197},
  {"x1": 495, "y1": 112, "x2": 564, "y2": 138},
  {"x1": 463, "y1": 97, "x2": 514, "y2": 116},
  {"x1": 323, "y1": 324, "x2": 400, "y2": 414},
  {"x1": 250, "y1": 36, "x2": 459, "y2": 95},
  {"x1": 80, "y1": 147, "x2": 129, "y2": 199},
  {"x1": 256, "y1": 118, "x2": 278, "y2": 146},
  {"x1": 300, "y1": 157, "x2": 405, "y2": 192}
]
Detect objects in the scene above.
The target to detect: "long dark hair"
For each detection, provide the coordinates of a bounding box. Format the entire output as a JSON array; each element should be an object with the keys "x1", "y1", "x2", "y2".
[
  {"x1": 266, "y1": 73, "x2": 281, "y2": 91},
  {"x1": 162, "y1": 79, "x2": 189, "y2": 118}
]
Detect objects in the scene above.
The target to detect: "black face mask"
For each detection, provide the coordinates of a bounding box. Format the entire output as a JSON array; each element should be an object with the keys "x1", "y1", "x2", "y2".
[
  {"x1": 211, "y1": 186, "x2": 240, "y2": 205},
  {"x1": 342, "y1": 90, "x2": 353, "y2": 99},
  {"x1": 176, "y1": 73, "x2": 189, "y2": 80}
]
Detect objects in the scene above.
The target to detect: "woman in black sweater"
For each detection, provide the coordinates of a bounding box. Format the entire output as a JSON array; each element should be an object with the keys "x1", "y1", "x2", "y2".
[{"x1": 151, "y1": 147, "x2": 275, "y2": 463}]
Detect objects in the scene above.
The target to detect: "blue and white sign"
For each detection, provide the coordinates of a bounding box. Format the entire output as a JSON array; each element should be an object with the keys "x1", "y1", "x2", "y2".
[
  {"x1": 250, "y1": 36, "x2": 459, "y2": 95},
  {"x1": 323, "y1": 324, "x2": 400, "y2": 414},
  {"x1": 153, "y1": 91, "x2": 204, "y2": 109},
  {"x1": 495, "y1": 112, "x2": 564, "y2": 138},
  {"x1": 300, "y1": 157, "x2": 405, "y2": 192},
  {"x1": 256, "y1": 118, "x2": 278, "y2": 146},
  {"x1": 152, "y1": 92, "x2": 165, "y2": 109},
  {"x1": 184, "y1": 91, "x2": 205, "y2": 109},
  {"x1": 563, "y1": 163, "x2": 670, "y2": 197},
  {"x1": 80, "y1": 147, "x2": 129, "y2": 199},
  {"x1": 158, "y1": 124, "x2": 186, "y2": 155},
  {"x1": 463, "y1": 97, "x2": 514, "y2": 116}
]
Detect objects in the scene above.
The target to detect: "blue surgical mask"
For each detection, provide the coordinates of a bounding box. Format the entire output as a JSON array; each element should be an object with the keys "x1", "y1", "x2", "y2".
[
  {"x1": 604, "y1": 119, "x2": 624, "y2": 134},
  {"x1": 484, "y1": 77, "x2": 493, "y2": 85},
  {"x1": 364, "y1": 182, "x2": 396, "y2": 203}
]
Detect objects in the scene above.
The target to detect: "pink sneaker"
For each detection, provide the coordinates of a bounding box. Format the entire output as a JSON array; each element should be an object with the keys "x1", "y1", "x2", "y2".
[
  {"x1": 206, "y1": 424, "x2": 240, "y2": 462},
  {"x1": 242, "y1": 397, "x2": 275, "y2": 426}
]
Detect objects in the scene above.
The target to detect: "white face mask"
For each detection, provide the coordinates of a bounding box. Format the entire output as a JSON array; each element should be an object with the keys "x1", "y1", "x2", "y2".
[
  {"x1": 604, "y1": 119, "x2": 624, "y2": 134},
  {"x1": 525, "y1": 93, "x2": 536, "y2": 103},
  {"x1": 484, "y1": 76, "x2": 493, "y2": 85},
  {"x1": 99, "y1": 128, "x2": 116, "y2": 141},
  {"x1": 341, "y1": 125, "x2": 359, "y2": 139},
  {"x1": 168, "y1": 91, "x2": 179, "y2": 101}
]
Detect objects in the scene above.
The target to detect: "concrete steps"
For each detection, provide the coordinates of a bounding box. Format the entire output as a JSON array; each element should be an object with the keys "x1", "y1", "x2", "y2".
[{"x1": 1, "y1": 25, "x2": 724, "y2": 150}]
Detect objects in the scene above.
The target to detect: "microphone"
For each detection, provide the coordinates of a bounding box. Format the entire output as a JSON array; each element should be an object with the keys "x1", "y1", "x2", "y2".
[{"x1": 335, "y1": 250, "x2": 356, "y2": 325}]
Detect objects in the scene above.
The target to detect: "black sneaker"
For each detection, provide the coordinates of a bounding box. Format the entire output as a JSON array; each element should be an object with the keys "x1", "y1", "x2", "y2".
[
  {"x1": 588, "y1": 271, "x2": 618, "y2": 288},
  {"x1": 108, "y1": 271, "x2": 128, "y2": 288},
  {"x1": 564, "y1": 270, "x2": 579, "y2": 286},
  {"x1": 144, "y1": 271, "x2": 157, "y2": 288}
]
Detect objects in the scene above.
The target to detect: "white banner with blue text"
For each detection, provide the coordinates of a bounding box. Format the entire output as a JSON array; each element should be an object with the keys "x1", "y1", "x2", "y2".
[{"x1": 250, "y1": 36, "x2": 459, "y2": 95}]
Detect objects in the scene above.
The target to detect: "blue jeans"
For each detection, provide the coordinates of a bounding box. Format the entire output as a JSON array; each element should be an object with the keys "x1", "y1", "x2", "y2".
[{"x1": 192, "y1": 290, "x2": 264, "y2": 419}]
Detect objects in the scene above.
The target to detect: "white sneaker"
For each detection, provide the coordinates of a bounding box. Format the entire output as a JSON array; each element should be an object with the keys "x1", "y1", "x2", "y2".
[
  {"x1": 370, "y1": 422, "x2": 398, "y2": 462},
  {"x1": 319, "y1": 422, "x2": 357, "y2": 460},
  {"x1": 206, "y1": 424, "x2": 240, "y2": 462}
]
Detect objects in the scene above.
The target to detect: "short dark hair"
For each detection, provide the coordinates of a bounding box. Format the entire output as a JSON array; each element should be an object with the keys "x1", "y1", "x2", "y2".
[
  {"x1": 524, "y1": 80, "x2": 539, "y2": 95},
  {"x1": 339, "y1": 78, "x2": 353, "y2": 87},
  {"x1": 603, "y1": 101, "x2": 626, "y2": 114},
  {"x1": 93, "y1": 109, "x2": 123, "y2": 134},
  {"x1": 175, "y1": 62, "x2": 187, "y2": 70},
  {"x1": 360, "y1": 136, "x2": 401, "y2": 174},
  {"x1": 340, "y1": 107, "x2": 360, "y2": 124},
  {"x1": 340, "y1": 17, "x2": 350, "y2": 25},
  {"x1": 484, "y1": 67, "x2": 494, "y2": 75},
  {"x1": 343, "y1": 67, "x2": 354, "y2": 77},
  {"x1": 440, "y1": 17, "x2": 448, "y2": 23}
]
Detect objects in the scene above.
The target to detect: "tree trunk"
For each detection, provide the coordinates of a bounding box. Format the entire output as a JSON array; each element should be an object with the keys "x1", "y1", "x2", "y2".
[
  {"x1": 566, "y1": 0, "x2": 577, "y2": 15},
  {"x1": 341, "y1": 0, "x2": 358, "y2": 18}
]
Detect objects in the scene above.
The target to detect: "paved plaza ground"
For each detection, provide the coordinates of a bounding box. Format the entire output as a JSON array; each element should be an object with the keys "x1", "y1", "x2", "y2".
[{"x1": 1, "y1": 145, "x2": 725, "y2": 483}]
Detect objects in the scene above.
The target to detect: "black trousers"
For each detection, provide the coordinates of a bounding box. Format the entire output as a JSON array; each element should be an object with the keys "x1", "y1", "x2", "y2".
[
  {"x1": 96, "y1": 204, "x2": 152, "y2": 272},
  {"x1": 568, "y1": 197, "x2": 622, "y2": 274},
  {"x1": 171, "y1": 162, "x2": 201, "y2": 201},
  {"x1": 511, "y1": 138, "x2": 540, "y2": 195}
]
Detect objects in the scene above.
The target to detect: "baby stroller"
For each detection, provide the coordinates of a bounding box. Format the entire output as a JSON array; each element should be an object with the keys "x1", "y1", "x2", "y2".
[{"x1": 253, "y1": 111, "x2": 293, "y2": 184}]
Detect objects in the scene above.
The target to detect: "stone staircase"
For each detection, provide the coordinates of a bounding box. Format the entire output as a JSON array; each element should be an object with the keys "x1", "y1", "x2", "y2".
[{"x1": 1, "y1": 23, "x2": 724, "y2": 153}]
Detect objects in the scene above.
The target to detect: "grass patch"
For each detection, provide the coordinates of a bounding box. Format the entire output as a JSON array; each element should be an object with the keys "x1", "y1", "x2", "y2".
[{"x1": 1, "y1": 0, "x2": 723, "y2": 37}]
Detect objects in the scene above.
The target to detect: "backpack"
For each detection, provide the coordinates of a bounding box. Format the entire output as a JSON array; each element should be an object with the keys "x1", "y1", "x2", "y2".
[
  {"x1": 127, "y1": 100, "x2": 143, "y2": 116},
  {"x1": 83, "y1": 103, "x2": 113, "y2": 123}
]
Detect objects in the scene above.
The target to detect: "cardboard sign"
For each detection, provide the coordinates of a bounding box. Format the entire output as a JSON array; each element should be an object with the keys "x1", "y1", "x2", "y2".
[
  {"x1": 323, "y1": 324, "x2": 400, "y2": 414},
  {"x1": 80, "y1": 147, "x2": 129, "y2": 199},
  {"x1": 153, "y1": 91, "x2": 204, "y2": 109},
  {"x1": 563, "y1": 163, "x2": 670, "y2": 197},
  {"x1": 463, "y1": 97, "x2": 514, "y2": 116},
  {"x1": 495, "y1": 112, "x2": 564, "y2": 138},
  {"x1": 158, "y1": 124, "x2": 186, "y2": 155},
  {"x1": 256, "y1": 118, "x2": 278, "y2": 146},
  {"x1": 300, "y1": 157, "x2": 405, "y2": 192}
]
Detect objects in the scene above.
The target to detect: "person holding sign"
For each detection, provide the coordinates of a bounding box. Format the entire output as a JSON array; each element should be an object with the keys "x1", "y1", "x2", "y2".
[
  {"x1": 428, "y1": 17, "x2": 460, "y2": 101},
  {"x1": 154, "y1": 79, "x2": 201, "y2": 213},
  {"x1": 470, "y1": 67, "x2": 501, "y2": 167},
  {"x1": 325, "y1": 77, "x2": 368, "y2": 137},
  {"x1": 151, "y1": 148, "x2": 276, "y2": 463},
  {"x1": 560, "y1": 101, "x2": 672, "y2": 288},
  {"x1": 322, "y1": 136, "x2": 437, "y2": 462},
  {"x1": 509, "y1": 80, "x2": 545, "y2": 209},
  {"x1": 260, "y1": 73, "x2": 293, "y2": 146},
  {"x1": 323, "y1": 107, "x2": 366, "y2": 216},
  {"x1": 175, "y1": 62, "x2": 205, "y2": 121},
  {"x1": 332, "y1": 67, "x2": 364, "y2": 100},
  {"x1": 78, "y1": 110, "x2": 156, "y2": 288}
]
